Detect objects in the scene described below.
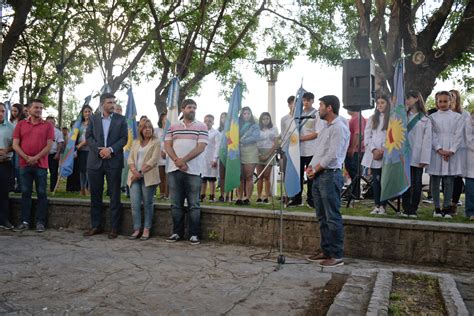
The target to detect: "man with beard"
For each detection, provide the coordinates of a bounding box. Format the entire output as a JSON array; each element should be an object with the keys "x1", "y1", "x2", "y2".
[
  {"x1": 306, "y1": 95, "x2": 350, "y2": 267},
  {"x1": 83, "y1": 93, "x2": 128, "y2": 239},
  {"x1": 165, "y1": 99, "x2": 208, "y2": 245}
]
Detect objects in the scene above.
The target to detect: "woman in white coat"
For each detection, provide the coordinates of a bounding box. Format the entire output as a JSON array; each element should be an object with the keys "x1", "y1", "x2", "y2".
[
  {"x1": 127, "y1": 119, "x2": 161, "y2": 240},
  {"x1": 361, "y1": 95, "x2": 390, "y2": 215},
  {"x1": 463, "y1": 111, "x2": 474, "y2": 221},
  {"x1": 401, "y1": 91, "x2": 432, "y2": 218}
]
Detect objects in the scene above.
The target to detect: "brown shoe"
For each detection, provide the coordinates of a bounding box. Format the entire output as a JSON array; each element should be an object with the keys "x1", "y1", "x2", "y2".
[
  {"x1": 319, "y1": 258, "x2": 344, "y2": 268},
  {"x1": 307, "y1": 250, "x2": 329, "y2": 262},
  {"x1": 83, "y1": 227, "x2": 103, "y2": 236},
  {"x1": 108, "y1": 229, "x2": 118, "y2": 239}
]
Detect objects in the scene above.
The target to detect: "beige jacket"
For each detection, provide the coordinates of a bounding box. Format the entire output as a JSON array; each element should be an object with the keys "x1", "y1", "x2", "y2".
[{"x1": 127, "y1": 138, "x2": 161, "y2": 187}]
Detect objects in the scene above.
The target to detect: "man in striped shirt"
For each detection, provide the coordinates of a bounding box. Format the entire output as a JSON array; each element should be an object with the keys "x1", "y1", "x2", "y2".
[{"x1": 165, "y1": 99, "x2": 208, "y2": 245}]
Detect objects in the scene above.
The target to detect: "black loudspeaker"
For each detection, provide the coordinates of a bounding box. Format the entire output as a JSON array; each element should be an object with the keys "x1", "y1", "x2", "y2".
[{"x1": 342, "y1": 59, "x2": 375, "y2": 111}]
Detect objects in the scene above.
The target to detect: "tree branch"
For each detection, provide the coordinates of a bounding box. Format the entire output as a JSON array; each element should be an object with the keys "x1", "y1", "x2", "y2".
[{"x1": 417, "y1": 0, "x2": 454, "y2": 51}]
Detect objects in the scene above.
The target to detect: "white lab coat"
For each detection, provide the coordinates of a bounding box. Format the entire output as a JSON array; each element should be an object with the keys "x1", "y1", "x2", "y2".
[
  {"x1": 426, "y1": 110, "x2": 463, "y2": 176},
  {"x1": 361, "y1": 114, "x2": 387, "y2": 169},
  {"x1": 407, "y1": 112, "x2": 432, "y2": 167},
  {"x1": 201, "y1": 128, "x2": 220, "y2": 178},
  {"x1": 463, "y1": 112, "x2": 474, "y2": 179}
]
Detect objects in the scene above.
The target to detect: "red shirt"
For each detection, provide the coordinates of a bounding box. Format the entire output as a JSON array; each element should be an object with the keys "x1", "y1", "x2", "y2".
[
  {"x1": 13, "y1": 118, "x2": 54, "y2": 169},
  {"x1": 348, "y1": 113, "x2": 367, "y2": 153}
]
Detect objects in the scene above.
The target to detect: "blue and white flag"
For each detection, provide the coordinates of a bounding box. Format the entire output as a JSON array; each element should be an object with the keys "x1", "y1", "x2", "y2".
[
  {"x1": 167, "y1": 77, "x2": 180, "y2": 124},
  {"x1": 60, "y1": 95, "x2": 91, "y2": 178},
  {"x1": 4, "y1": 100, "x2": 11, "y2": 121},
  {"x1": 123, "y1": 87, "x2": 138, "y2": 157},
  {"x1": 284, "y1": 86, "x2": 306, "y2": 198}
]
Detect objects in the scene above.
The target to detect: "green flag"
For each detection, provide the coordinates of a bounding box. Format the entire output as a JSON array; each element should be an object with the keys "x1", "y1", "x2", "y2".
[{"x1": 218, "y1": 82, "x2": 242, "y2": 192}]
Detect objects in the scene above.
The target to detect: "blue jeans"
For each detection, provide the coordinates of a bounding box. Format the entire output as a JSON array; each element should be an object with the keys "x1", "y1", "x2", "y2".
[
  {"x1": 130, "y1": 179, "x2": 157, "y2": 230},
  {"x1": 168, "y1": 170, "x2": 202, "y2": 237},
  {"x1": 312, "y1": 170, "x2": 344, "y2": 259},
  {"x1": 431, "y1": 175, "x2": 454, "y2": 209},
  {"x1": 465, "y1": 178, "x2": 474, "y2": 217},
  {"x1": 20, "y1": 167, "x2": 48, "y2": 225}
]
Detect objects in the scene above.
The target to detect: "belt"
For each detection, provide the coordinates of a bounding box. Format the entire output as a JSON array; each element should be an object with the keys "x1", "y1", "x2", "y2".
[{"x1": 319, "y1": 168, "x2": 341, "y2": 174}]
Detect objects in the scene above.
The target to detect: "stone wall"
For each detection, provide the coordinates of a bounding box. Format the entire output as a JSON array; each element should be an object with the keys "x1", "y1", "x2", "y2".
[{"x1": 9, "y1": 197, "x2": 474, "y2": 269}]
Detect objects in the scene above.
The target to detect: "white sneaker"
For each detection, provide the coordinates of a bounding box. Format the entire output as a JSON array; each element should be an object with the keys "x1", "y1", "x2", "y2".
[
  {"x1": 378, "y1": 206, "x2": 386, "y2": 215},
  {"x1": 370, "y1": 207, "x2": 380, "y2": 215},
  {"x1": 189, "y1": 235, "x2": 200, "y2": 245}
]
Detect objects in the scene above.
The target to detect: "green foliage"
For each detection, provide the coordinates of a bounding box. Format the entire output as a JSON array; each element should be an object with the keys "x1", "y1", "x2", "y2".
[
  {"x1": 5, "y1": 0, "x2": 95, "y2": 102},
  {"x1": 59, "y1": 94, "x2": 81, "y2": 129}
]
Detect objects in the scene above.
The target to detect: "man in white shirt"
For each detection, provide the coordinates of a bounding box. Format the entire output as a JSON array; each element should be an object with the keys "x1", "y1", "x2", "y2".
[
  {"x1": 306, "y1": 95, "x2": 350, "y2": 268},
  {"x1": 165, "y1": 99, "x2": 208, "y2": 245},
  {"x1": 287, "y1": 92, "x2": 326, "y2": 207}
]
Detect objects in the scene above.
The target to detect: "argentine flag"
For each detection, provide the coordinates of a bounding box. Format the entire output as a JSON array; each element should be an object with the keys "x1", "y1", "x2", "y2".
[{"x1": 284, "y1": 86, "x2": 306, "y2": 198}]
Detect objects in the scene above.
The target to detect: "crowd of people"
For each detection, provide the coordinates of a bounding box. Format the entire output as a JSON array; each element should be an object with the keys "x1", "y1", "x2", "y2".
[{"x1": 0, "y1": 88, "x2": 472, "y2": 267}]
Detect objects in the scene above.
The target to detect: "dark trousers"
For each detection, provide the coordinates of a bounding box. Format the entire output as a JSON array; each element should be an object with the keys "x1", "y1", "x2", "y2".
[
  {"x1": 344, "y1": 152, "x2": 363, "y2": 198},
  {"x1": 371, "y1": 168, "x2": 387, "y2": 207},
  {"x1": 293, "y1": 156, "x2": 313, "y2": 204},
  {"x1": 88, "y1": 167, "x2": 122, "y2": 230},
  {"x1": 48, "y1": 154, "x2": 59, "y2": 192},
  {"x1": 402, "y1": 166, "x2": 424, "y2": 214},
  {"x1": 452, "y1": 176, "x2": 464, "y2": 204},
  {"x1": 0, "y1": 162, "x2": 13, "y2": 225}
]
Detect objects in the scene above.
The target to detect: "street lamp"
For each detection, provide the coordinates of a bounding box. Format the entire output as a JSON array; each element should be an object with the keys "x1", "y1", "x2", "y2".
[{"x1": 257, "y1": 57, "x2": 284, "y2": 122}]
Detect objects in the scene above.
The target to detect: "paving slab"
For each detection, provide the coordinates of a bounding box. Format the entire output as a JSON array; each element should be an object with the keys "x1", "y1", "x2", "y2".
[
  {"x1": 0, "y1": 230, "x2": 333, "y2": 315},
  {"x1": 0, "y1": 229, "x2": 472, "y2": 315}
]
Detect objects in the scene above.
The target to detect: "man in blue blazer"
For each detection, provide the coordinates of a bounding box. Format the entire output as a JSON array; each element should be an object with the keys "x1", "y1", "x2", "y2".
[{"x1": 83, "y1": 93, "x2": 128, "y2": 239}]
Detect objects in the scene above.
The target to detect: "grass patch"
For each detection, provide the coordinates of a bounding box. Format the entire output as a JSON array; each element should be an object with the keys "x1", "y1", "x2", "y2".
[{"x1": 389, "y1": 273, "x2": 447, "y2": 315}]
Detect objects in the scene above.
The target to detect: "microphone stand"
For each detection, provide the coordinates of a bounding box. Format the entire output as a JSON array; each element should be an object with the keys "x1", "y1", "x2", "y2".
[{"x1": 254, "y1": 112, "x2": 315, "y2": 268}]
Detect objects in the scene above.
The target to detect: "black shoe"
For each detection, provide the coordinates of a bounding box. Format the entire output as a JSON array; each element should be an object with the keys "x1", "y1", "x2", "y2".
[
  {"x1": 307, "y1": 200, "x2": 314, "y2": 208},
  {"x1": 256, "y1": 198, "x2": 263, "y2": 204},
  {"x1": 235, "y1": 199, "x2": 243, "y2": 205},
  {"x1": 13, "y1": 222, "x2": 29, "y2": 232},
  {"x1": 0, "y1": 221, "x2": 13, "y2": 230},
  {"x1": 243, "y1": 199, "x2": 250, "y2": 205},
  {"x1": 287, "y1": 199, "x2": 302, "y2": 207},
  {"x1": 166, "y1": 234, "x2": 181, "y2": 242},
  {"x1": 433, "y1": 208, "x2": 443, "y2": 218},
  {"x1": 218, "y1": 196, "x2": 225, "y2": 202},
  {"x1": 263, "y1": 198, "x2": 269, "y2": 204}
]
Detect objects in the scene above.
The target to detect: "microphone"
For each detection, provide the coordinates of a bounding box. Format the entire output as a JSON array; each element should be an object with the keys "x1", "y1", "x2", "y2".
[{"x1": 295, "y1": 114, "x2": 316, "y2": 120}]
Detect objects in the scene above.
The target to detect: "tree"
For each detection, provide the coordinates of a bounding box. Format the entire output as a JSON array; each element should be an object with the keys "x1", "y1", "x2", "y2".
[
  {"x1": 0, "y1": 0, "x2": 32, "y2": 85},
  {"x1": 7, "y1": 0, "x2": 94, "y2": 104},
  {"x1": 147, "y1": 0, "x2": 269, "y2": 115},
  {"x1": 77, "y1": 0, "x2": 153, "y2": 93},
  {"x1": 266, "y1": 0, "x2": 474, "y2": 99}
]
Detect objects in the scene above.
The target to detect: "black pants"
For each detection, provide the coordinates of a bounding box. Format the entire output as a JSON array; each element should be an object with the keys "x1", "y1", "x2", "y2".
[
  {"x1": 402, "y1": 166, "x2": 424, "y2": 214},
  {"x1": 344, "y1": 152, "x2": 363, "y2": 198},
  {"x1": 452, "y1": 176, "x2": 464, "y2": 204},
  {"x1": 48, "y1": 154, "x2": 59, "y2": 192},
  {"x1": 0, "y1": 161, "x2": 13, "y2": 225},
  {"x1": 292, "y1": 156, "x2": 313, "y2": 204},
  {"x1": 88, "y1": 167, "x2": 122, "y2": 230}
]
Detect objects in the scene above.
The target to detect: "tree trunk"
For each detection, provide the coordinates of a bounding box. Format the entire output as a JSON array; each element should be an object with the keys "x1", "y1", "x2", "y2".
[{"x1": 1, "y1": 0, "x2": 32, "y2": 79}]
